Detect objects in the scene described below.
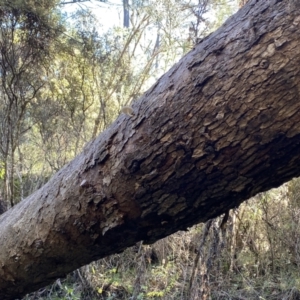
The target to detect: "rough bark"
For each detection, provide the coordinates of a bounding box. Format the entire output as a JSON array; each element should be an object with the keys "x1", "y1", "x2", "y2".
[{"x1": 1, "y1": 0, "x2": 300, "y2": 298}]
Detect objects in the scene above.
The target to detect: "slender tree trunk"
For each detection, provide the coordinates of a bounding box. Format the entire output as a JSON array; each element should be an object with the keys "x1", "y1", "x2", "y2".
[
  {"x1": 123, "y1": 0, "x2": 130, "y2": 28},
  {"x1": 3, "y1": 159, "x2": 9, "y2": 206},
  {"x1": 229, "y1": 211, "x2": 237, "y2": 272},
  {"x1": 1, "y1": 0, "x2": 300, "y2": 298},
  {"x1": 9, "y1": 143, "x2": 14, "y2": 207}
]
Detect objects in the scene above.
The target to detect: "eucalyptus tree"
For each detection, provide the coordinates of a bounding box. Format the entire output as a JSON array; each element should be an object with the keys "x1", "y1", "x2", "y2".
[
  {"x1": 0, "y1": 0, "x2": 63, "y2": 206},
  {"x1": 14, "y1": 0, "x2": 211, "y2": 191},
  {"x1": 56, "y1": 0, "x2": 203, "y2": 140}
]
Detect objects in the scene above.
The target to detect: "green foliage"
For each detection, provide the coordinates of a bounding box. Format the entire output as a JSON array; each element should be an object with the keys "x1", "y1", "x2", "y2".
[
  {"x1": 63, "y1": 285, "x2": 81, "y2": 300},
  {"x1": 0, "y1": 0, "x2": 215, "y2": 206},
  {"x1": 0, "y1": 165, "x2": 4, "y2": 180}
]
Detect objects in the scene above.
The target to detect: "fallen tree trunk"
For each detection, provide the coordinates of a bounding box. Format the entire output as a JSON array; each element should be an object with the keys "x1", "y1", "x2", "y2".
[{"x1": 1, "y1": 0, "x2": 300, "y2": 298}]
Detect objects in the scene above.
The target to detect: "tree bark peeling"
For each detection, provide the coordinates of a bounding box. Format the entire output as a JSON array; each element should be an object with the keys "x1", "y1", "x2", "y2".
[{"x1": 1, "y1": 0, "x2": 300, "y2": 298}]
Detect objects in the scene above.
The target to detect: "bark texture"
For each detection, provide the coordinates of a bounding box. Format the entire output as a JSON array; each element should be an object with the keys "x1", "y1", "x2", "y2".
[{"x1": 1, "y1": 0, "x2": 300, "y2": 298}]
